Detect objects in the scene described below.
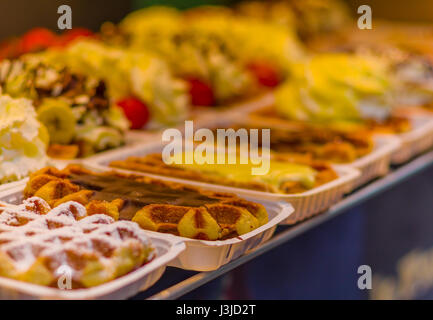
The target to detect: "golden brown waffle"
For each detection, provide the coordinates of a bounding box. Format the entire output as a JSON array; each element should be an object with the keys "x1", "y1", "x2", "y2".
[
  {"x1": 0, "y1": 197, "x2": 155, "y2": 289},
  {"x1": 252, "y1": 107, "x2": 411, "y2": 138},
  {"x1": 225, "y1": 115, "x2": 375, "y2": 163},
  {"x1": 24, "y1": 165, "x2": 268, "y2": 240},
  {"x1": 363, "y1": 116, "x2": 412, "y2": 134},
  {"x1": 264, "y1": 127, "x2": 373, "y2": 163}
]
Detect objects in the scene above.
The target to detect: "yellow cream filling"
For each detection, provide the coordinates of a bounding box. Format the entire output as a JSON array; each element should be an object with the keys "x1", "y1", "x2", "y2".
[{"x1": 171, "y1": 152, "x2": 317, "y2": 190}]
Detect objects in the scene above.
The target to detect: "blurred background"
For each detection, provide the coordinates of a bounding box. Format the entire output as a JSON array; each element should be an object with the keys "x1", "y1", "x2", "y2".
[
  {"x1": 1, "y1": 0, "x2": 433, "y2": 301},
  {"x1": 3, "y1": 0, "x2": 433, "y2": 40}
]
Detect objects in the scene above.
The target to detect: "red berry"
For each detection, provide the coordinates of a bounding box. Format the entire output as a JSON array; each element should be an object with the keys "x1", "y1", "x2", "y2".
[
  {"x1": 116, "y1": 97, "x2": 150, "y2": 129},
  {"x1": 58, "y1": 28, "x2": 94, "y2": 47},
  {"x1": 20, "y1": 28, "x2": 57, "y2": 53},
  {"x1": 247, "y1": 60, "x2": 281, "y2": 88},
  {"x1": 186, "y1": 77, "x2": 215, "y2": 106}
]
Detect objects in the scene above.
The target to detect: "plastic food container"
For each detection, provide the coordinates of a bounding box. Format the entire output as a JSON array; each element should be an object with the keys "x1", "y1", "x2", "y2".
[
  {"x1": 141, "y1": 199, "x2": 293, "y2": 271},
  {"x1": 88, "y1": 142, "x2": 360, "y2": 226},
  {"x1": 0, "y1": 186, "x2": 186, "y2": 300},
  {"x1": 0, "y1": 179, "x2": 29, "y2": 192},
  {"x1": 390, "y1": 116, "x2": 433, "y2": 164},
  {"x1": 0, "y1": 170, "x2": 294, "y2": 272},
  {"x1": 174, "y1": 113, "x2": 399, "y2": 190},
  {"x1": 335, "y1": 136, "x2": 400, "y2": 190},
  {"x1": 232, "y1": 103, "x2": 433, "y2": 165}
]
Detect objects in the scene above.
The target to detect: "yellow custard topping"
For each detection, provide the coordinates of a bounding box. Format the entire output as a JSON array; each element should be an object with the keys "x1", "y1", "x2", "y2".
[{"x1": 171, "y1": 152, "x2": 317, "y2": 190}]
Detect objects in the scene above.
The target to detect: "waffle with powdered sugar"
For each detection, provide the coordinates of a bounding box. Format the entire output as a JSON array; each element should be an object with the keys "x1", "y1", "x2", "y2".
[{"x1": 0, "y1": 197, "x2": 155, "y2": 289}]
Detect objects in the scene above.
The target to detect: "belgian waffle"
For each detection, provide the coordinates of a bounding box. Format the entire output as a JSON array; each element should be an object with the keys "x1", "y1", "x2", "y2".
[
  {"x1": 24, "y1": 165, "x2": 268, "y2": 240},
  {"x1": 362, "y1": 117, "x2": 412, "y2": 134},
  {"x1": 0, "y1": 197, "x2": 155, "y2": 289},
  {"x1": 252, "y1": 108, "x2": 411, "y2": 136},
  {"x1": 215, "y1": 118, "x2": 375, "y2": 164},
  {"x1": 255, "y1": 126, "x2": 372, "y2": 163}
]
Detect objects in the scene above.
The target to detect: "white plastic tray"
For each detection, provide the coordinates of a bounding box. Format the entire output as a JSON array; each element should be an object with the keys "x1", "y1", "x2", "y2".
[
  {"x1": 0, "y1": 179, "x2": 29, "y2": 193},
  {"x1": 88, "y1": 142, "x2": 360, "y2": 226},
  {"x1": 141, "y1": 199, "x2": 293, "y2": 271},
  {"x1": 335, "y1": 136, "x2": 400, "y2": 190},
  {"x1": 0, "y1": 186, "x2": 185, "y2": 300},
  {"x1": 174, "y1": 113, "x2": 399, "y2": 191},
  {"x1": 0, "y1": 171, "x2": 293, "y2": 273},
  {"x1": 390, "y1": 116, "x2": 433, "y2": 164},
  {"x1": 234, "y1": 103, "x2": 433, "y2": 165},
  {"x1": 83, "y1": 163, "x2": 295, "y2": 270}
]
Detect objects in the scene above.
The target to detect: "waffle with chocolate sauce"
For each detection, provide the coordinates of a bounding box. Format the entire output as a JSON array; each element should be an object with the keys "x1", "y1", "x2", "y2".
[
  {"x1": 24, "y1": 165, "x2": 268, "y2": 241},
  {"x1": 0, "y1": 197, "x2": 155, "y2": 289}
]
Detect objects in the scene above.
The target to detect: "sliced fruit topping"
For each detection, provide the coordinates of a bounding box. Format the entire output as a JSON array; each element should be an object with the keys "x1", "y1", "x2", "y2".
[
  {"x1": 77, "y1": 126, "x2": 123, "y2": 152},
  {"x1": 104, "y1": 106, "x2": 130, "y2": 131},
  {"x1": 37, "y1": 98, "x2": 76, "y2": 145},
  {"x1": 246, "y1": 60, "x2": 281, "y2": 88},
  {"x1": 186, "y1": 77, "x2": 215, "y2": 107},
  {"x1": 38, "y1": 123, "x2": 50, "y2": 147},
  {"x1": 116, "y1": 97, "x2": 150, "y2": 129}
]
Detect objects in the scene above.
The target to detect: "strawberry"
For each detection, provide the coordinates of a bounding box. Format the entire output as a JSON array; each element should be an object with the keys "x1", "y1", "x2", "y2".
[
  {"x1": 58, "y1": 28, "x2": 94, "y2": 47},
  {"x1": 247, "y1": 60, "x2": 281, "y2": 88},
  {"x1": 186, "y1": 77, "x2": 215, "y2": 106},
  {"x1": 116, "y1": 97, "x2": 150, "y2": 129},
  {"x1": 20, "y1": 28, "x2": 57, "y2": 53}
]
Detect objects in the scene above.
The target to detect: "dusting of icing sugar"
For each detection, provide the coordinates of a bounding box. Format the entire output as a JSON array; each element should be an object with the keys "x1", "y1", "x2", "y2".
[{"x1": 0, "y1": 197, "x2": 155, "y2": 281}]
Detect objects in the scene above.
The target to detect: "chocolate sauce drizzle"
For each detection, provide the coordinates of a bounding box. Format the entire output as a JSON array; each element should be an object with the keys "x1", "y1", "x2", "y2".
[{"x1": 69, "y1": 174, "x2": 219, "y2": 220}]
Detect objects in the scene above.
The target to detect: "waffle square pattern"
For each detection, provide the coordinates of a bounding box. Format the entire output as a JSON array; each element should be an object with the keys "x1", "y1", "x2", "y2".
[{"x1": 0, "y1": 197, "x2": 155, "y2": 289}]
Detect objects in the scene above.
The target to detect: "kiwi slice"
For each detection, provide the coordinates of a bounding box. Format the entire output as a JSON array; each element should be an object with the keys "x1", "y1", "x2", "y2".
[{"x1": 37, "y1": 98, "x2": 76, "y2": 145}]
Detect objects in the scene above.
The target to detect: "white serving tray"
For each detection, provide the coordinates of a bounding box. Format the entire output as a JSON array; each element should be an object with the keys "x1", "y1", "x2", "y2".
[
  {"x1": 335, "y1": 136, "x2": 400, "y2": 190},
  {"x1": 0, "y1": 169, "x2": 293, "y2": 273},
  {"x1": 390, "y1": 115, "x2": 433, "y2": 164},
  {"x1": 0, "y1": 179, "x2": 29, "y2": 193},
  {"x1": 174, "y1": 113, "x2": 399, "y2": 191},
  {"x1": 87, "y1": 142, "x2": 359, "y2": 225},
  {"x1": 83, "y1": 163, "x2": 294, "y2": 270},
  {"x1": 233, "y1": 102, "x2": 433, "y2": 165},
  {"x1": 0, "y1": 186, "x2": 185, "y2": 300},
  {"x1": 141, "y1": 199, "x2": 293, "y2": 271}
]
